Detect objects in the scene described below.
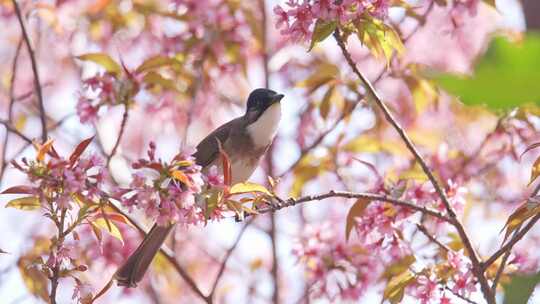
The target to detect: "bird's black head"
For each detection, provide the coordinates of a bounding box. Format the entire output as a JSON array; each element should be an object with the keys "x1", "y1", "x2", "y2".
[{"x1": 246, "y1": 88, "x2": 284, "y2": 114}]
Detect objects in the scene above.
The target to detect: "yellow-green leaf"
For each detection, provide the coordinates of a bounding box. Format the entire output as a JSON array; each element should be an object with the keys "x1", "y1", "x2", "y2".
[
  {"x1": 501, "y1": 201, "x2": 540, "y2": 242},
  {"x1": 5, "y1": 196, "x2": 40, "y2": 210},
  {"x1": 230, "y1": 182, "x2": 272, "y2": 196},
  {"x1": 143, "y1": 71, "x2": 177, "y2": 91},
  {"x1": 18, "y1": 256, "x2": 49, "y2": 302},
  {"x1": 76, "y1": 53, "x2": 121, "y2": 75},
  {"x1": 297, "y1": 63, "x2": 339, "y2": 94},
  {"x1": 343, "y1": 136, "x2": 405, "y2": 155},
  {"x1": 383, "y1": 270, "x2": 416, "y2": 304},
  {"x1": 319, "y1": 85, "x2": 334, "y2": 119},
  {"x1": 136, "y1": 55, "x2": 181, "y2": 74},
  {"x1": 171, "y1": 170, "x2": 192, "y2": 187},
  {"x1": 345, "y1": 198, "x2": 371, "y2": 241},
  {"x1": 382, "y1": 255, "x2": 416, "y2": 280},
  {"x1": 309, "y1": 19, "x2": 337, "y2": 51},
  {"x1": 93, "y1": 218, "x2": 123, "y2": 244},
  {"x1": 529, "y1": 156, "x2": 540, "y2": 185}
]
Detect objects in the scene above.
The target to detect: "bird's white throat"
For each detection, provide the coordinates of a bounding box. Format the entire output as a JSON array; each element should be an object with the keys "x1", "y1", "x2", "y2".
[{"x1": 247, "y1": 102, "x2": 281, "y2": 148}]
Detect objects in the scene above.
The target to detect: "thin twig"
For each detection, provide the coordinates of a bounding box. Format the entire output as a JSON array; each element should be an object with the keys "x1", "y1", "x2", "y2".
[
  {"x1": 415, "y1": 223, "x2": 451, "y2": 253},
  {"x1": 483, "y1": 182, "x2": 540, "y2": 270},
  {"x1": 107, "y1": 104, "x2": 129, "y2": 165},
  {"x1": 12, "y1": 0, "x2": 47, "y2": 143},
  {"x1": 259, "y1": 1, "x2": 281, "y2": 302},
  {"x1": 251, "y1": 190, "x2": 449, "y2": 221},
  {"x1": 0, "y1": 120, "x2": 33, "y2": 144},
  {"x1": 490, "y1": 240, "x2": 513, "y2": 295},
  {"x1": 209, "y1": 218, "x2": 254, "y2": 299},
  {"x1": 332, "y1": 29, "x2": 493, "y2": 303},
  {"x1": 445, "y1": 286, "x2": 478, "y2": 304},
  {"x1": 1, "y1": 39, "x2": 23, "y2": 179}
]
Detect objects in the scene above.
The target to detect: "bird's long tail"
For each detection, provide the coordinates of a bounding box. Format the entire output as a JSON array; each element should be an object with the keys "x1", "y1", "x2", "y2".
[{"x1": 114, "y1": 223, "x2": 175, "y2": 287}]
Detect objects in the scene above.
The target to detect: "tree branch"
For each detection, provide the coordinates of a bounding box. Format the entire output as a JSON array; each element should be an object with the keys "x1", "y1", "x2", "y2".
[
  {"x1": 12, "y1": 0, "x2": 47, "y2": 143},
  {"x1": 252, "y1": 190, "x2": 449, "y2": 221},
  {"x1": 332, "y1": 29, "x2": 493, "y2": 303},
  {"x1": 0, "y1": 120, "x2": 33, "y2": 144},
  {"x1": 106, "y1": 104, "x2": 129, "y2": 166},
  {"x1": 0, "y1": 39, "x2": 24, "y2": 179},
  {"x1": 209, "y1": 218, "x2": 254, "y2": 300},
  {"x1": 415, "y1": 223, "x2": 451, "y2": 253},
  {"x1": 482, "y1": 182, "x2": 540, "y2": 271}
]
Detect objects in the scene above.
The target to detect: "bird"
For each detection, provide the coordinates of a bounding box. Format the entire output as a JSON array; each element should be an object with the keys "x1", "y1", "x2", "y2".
[{"x1": 114, "y1": 88, "x2": 284, "y2": 287}]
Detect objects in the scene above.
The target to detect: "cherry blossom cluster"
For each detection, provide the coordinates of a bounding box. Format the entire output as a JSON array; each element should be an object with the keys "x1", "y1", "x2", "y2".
[
  {"x1": 10, "y1": 141, "x2": 107, "y2": 210},
  {"x1": 274, "y1": 0, "x2": 391, "y2": 42},
  {"x1": 115, "y1": 143, "x2": 226, "y2": 226},
  {"x1": 292, "y1": 222, "x2": 407, "y2": 300},
  {"x1": 77, "y1": 72, "x2": 139, "y2": 124}
]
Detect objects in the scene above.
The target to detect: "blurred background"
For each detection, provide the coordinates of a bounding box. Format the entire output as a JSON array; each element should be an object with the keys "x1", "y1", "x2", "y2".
[{"x1": 0, "y1": 0, "x2": 538, "y2": 303}]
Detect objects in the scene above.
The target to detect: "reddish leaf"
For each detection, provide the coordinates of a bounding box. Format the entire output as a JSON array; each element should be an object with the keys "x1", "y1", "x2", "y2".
[
  {"x1": 216, "y1": 139, "x2": 232, "y2": 186},
  {"x1": 1, "y1": 185, "x2": 34, "y2": 194},
  {"x1": 69, "y1": 136, "x2": 95, "y2": 164}
]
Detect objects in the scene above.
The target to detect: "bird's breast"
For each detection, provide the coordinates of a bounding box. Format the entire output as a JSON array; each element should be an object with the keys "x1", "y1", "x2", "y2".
[{"x1": 246, "y1": 102, "x2": 281, "y2": 148}]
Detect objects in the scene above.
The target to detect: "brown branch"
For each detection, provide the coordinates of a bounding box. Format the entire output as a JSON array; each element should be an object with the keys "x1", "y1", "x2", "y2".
[
  {"x1": 445, "y1": 286, "x2": 478, "y2": 304},
  {"x1": 209, "y1": 218, "x2": 254, "y2": 299},
  {"x1": 490, "y1": 239, "x2": 513, "y2": 295},
  {"x1": 482, "y1": 182, "x2": 540, "y2": 271},
  {"x1": 277, "y1": 2, "x2": 434, "y2": 179},
  {"x1": 252, "y1": 190, "x2": 449, "y2": 221},
  {"x1": 12, "y1": 0, "x2": 47, "y2": 143},
  {"x1": 0, "y1": 120, "x2": 33, "y2": 144},
  {"x1": 107, "y1": 202, "x2": 209, "y2": 302},
  {"x1": 0, "y1": 39, "x2": 24, "y2": 179},
  {"x1": 415, "y1": 223, "x2": 451, "y2": 253},
  {"x1": 332, "y1": 29, "x2": 493, "y2": 303},
  {"x1": 106, "y1": 104, "x2": 129, "y2": 166},
  {"x1": 259, "y1": 1, "x2": 280, "y2": 302},
  {"x1": 483, "y1": 213, "x2": 540, "y2": 270}
]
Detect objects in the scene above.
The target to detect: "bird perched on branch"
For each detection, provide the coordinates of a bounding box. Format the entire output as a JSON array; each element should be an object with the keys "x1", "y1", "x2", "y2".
[{"x1": 115, "y1": 88, "x2": 284, "y2": 287}]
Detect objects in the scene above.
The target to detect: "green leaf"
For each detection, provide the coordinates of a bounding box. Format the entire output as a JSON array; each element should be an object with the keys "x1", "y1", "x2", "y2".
[
  {"x1": 432, "y1": 34, "x2": 540, "y2": 109},
  {"x1": 503, "y1": 271, "x2": 540, "y2": 304},
  {"x1": 229, "y1": 182, "x2": 272, "y2": 196},
  {"x1": 143, "y1": 72, "x2": 177, "y2": 91},
  {"x1": 483, "y1": 0, "x2": 496, "y2": 8},
  {"x1": 205, "y1": 189, "x2": 221, "y2": 219},
  {"x1": 383, "y1": 270, "x2": 416, "y2": 304},
  {"x1": 382, "y1": 255, "x2": 416, "y2": 280},
  {"x1": 92, "y1": 218, "x2": 123, "y2": 244},
  {"x1": 297, "y1": 62, "x2": 339, "y2": 94},
  {"x1": 345, "y1": 198, "x2": 371, "y2": 241},
  {"x1": 319, "y1": 85, "x2": 335, "y2": 119},
  {"x1": 309, "y1": 19, "x2": 337, "y2": 51},
  {"x1": 356, "y1": 18, "x2": 404, "y2": 65},
  {"x1": 136, "y1": 55, "x2": 181, "y2": 74},
  {"x1": 5, "y1": 196, "x2": 40, "y2": 210},
  {"x1": 76, "y1": 53, "x2": 122, "y2": 75}
]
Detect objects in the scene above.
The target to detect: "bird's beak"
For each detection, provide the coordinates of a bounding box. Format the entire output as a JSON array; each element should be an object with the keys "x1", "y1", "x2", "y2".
[{"x1": 271, "y1": 94, "x2": 284, "y2": 104}]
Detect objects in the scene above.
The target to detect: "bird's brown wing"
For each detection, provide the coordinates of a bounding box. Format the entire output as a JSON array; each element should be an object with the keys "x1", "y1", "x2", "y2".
[{"x1": 193, "y1": 118, "x2": 239, "y2": 167}]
